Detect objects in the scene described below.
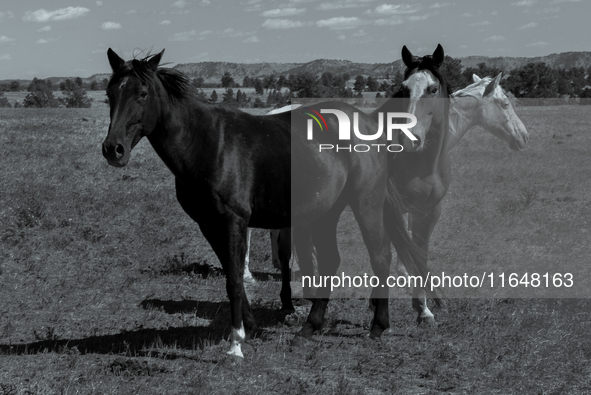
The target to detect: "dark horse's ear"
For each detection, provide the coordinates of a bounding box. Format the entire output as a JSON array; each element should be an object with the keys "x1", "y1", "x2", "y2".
[
  {"x1": 432, "y1": 44, "x2": 444, "y2": 68},
  {"x1": 147, "y1": 49, "x2": 165, "y2": 71},
  {"x1": 107, "y1": 48, "x2": 125, "y2": 72},
  {"x1": 401, "y1": 45, "x2": 413, "y2": 68}
]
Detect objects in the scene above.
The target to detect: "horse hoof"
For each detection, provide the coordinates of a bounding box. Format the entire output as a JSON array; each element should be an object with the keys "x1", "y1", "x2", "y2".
[
  {"x1": 226, "y1": 346, "x2": 244, "y2": 359},
  {"x1": 296, "y1": 323, "x2": 315, "y2": 339},
  {"x1": 369, "y1": 326, "x2": 386, "y2": 339},
  {"x1": 280, "y1": 305, "x2": 296, "y2": 314},
  {"x1": 417, "y1": 315, "x2": 436, "y2": 326}
]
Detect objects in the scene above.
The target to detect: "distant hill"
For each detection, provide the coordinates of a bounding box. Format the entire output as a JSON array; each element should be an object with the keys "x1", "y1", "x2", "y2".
[
  {"x1": 167, "y1": 51, "x2": 591, "y2": 83},
  {"x1": 457, "y1": 51, "x2": 591, "y2": 72},
  {"x1": 3, "y1": 51, "x2": 590, "y2": 87}
]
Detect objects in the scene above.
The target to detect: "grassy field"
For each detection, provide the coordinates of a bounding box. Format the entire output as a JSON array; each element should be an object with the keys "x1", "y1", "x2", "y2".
[{"x1": 0, "y1": 104, "x2": 590, "y2": 394}]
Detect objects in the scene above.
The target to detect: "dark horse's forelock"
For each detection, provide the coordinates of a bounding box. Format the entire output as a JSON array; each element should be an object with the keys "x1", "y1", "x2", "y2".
[
  {"x1": 107, "y1": 53, "x2": 190, "y2": 102},
  {"x1": 403, "y1": 55, "x2": 452, "y2": 98}
]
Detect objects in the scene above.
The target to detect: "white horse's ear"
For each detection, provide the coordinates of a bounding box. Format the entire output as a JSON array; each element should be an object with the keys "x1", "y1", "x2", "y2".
[
  {"x1": 483, "y1": 73, "x2": 502, "y2": 97},
  {"x1": 472, "y1": 74, "x2": 481, "y2": 82}
]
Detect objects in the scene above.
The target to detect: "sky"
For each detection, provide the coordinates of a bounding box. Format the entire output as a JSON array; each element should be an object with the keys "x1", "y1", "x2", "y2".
[{"x1": 0, "y1": 0, "x2": 589, "y2": 79}]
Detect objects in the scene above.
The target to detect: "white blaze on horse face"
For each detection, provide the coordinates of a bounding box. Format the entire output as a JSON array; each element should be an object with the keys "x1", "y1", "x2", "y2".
[
  {"x1": 402, "y1": 70, "x2": 440, "y2": 151},
  {"x1": 119, "y1": 77, "x2": 129, "y2": 90},
  {"x1": 226, "y1": 321, "x2": 246, "y2": 358}
]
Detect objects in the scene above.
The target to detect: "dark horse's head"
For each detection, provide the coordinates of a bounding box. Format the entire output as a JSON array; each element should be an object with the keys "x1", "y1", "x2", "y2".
[
  {"x1": 397, "y1": 44, "x2": 451, "y2": 152},
  {"x1": 102, "y1": 48, "x2": 189, "y2": 167}
]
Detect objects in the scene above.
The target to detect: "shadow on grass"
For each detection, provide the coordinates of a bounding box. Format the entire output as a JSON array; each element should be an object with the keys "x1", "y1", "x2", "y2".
[
  {"x1": 157, "y1": 261, "x2": 282, "y2": 281},
  {"x1": 0, "y1": 300, "x2": 288, "y2": 357}
]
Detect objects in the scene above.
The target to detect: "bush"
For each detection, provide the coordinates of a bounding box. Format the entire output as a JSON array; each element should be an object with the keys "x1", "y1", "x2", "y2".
[
  {"x1": 23, "y1": 78, "x2": 59, "y2": 108},
  {"x1": 59, "y1": 78, "x2": 92, "y2": 108},
  {"x1": 0, "y1": 92, "x2": 11, "y2": 108}
]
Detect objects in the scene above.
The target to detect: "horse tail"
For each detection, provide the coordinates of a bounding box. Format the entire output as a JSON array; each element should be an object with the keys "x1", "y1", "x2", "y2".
[{"x1": 383, "y1": 177, "x2": 442, "y2": 305}]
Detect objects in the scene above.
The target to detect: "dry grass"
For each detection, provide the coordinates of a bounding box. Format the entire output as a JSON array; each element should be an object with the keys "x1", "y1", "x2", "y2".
[{"x1": 0, "y1": 105, "x2": 590, "y2": 394}]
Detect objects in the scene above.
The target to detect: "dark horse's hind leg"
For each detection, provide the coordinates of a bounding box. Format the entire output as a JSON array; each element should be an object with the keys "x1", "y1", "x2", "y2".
[
  {"x1": 296, "y1": 201, "x2": 347, "y2": 338},
  {"x1": 175, "y1": 180, "x2": 255, "y2": 357},
  {"x1": 276, "y1": 228, "x2": 295, "y2": 312},
  {"x1": 293, "y1": 225, "x2": 316, "y2": 299}
]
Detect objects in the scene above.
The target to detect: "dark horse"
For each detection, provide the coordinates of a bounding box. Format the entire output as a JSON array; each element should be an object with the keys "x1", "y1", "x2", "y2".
[{"x1": 102, "y1": 49, "x2": 431, "y2": 357}]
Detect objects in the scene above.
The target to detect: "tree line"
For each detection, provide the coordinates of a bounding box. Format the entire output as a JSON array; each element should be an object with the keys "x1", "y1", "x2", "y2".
[{"x1": 2, "y1": 55, "x2": 590, "y2": 108}]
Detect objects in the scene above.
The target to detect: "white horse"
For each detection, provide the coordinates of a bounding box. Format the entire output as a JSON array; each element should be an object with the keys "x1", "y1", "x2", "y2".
[{"x1": 244, "y1": 74, "x2": 528, "y2": 309}]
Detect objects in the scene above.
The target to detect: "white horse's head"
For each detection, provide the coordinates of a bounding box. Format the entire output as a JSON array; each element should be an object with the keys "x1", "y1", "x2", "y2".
[{"x1": 454, "y1": 73, "x2": 528, "y2": 151}]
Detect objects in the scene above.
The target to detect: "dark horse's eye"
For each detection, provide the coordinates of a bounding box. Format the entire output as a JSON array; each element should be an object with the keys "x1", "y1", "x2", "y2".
[{"x1": 140, "y1": 91, "x2": 148, "y2": 99}]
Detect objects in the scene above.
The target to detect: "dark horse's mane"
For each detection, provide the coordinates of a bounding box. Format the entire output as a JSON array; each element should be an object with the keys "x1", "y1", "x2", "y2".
[{"x1": 107, "y1": 53, "x2": 191, "y2": 102}]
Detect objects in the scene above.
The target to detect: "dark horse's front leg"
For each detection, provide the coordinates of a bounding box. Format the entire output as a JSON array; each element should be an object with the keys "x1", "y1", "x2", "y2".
[
  {"x1": 410, "y1": 203, "x2": 442, "y2": 325},
  {"x1": 175, "y1": 179, "x2": 255, "y2": 357}
]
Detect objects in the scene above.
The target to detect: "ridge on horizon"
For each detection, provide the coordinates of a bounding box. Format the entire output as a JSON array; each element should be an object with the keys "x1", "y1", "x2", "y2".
[{"x1": 3, "y1": 50, "x2": 590, "y2": 85}]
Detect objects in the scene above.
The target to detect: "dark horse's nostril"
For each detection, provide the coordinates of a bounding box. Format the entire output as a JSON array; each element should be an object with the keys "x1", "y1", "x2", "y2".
[{"x1": 115, "y1": 144, "x2": 124, "y2": 159}]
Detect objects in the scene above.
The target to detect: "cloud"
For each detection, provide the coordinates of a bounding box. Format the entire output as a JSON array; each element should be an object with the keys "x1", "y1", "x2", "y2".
[
  {"x1": 260, "y1": 8, "x2": 306, "y2": 17},
  {"x1": 485, "y1": 35, "x2": 505, "y2": 41},
  {"x1": 519, "y1": 22, "x2": 537, "y2": 29},
  {"x1": 159, "y1": 20, "x2": 171, "y2": 25},
  {"x1": 461, "y1": 12, "x2": 473, "y2": 17},
  {"x1": 429, "y1": 2, "x2": 452, "y2": 8},
  {"x1": 316, "y1": 16, "x2": 362, "y2": 29},
  {"x1": 317, "y1": 0, "x2": 376, "y2": 11},
  {"x1": 407, "y1": 13, "x2": 433, "y2": 21},
  {"x1": 0, "y1": 54, "x2": 12, "y2": 60},
  {"x1": 526, "y1": 41, "x2": 549, "y2": 47},
  {"x1": 23, "y1": 7, "x2": 90, "y2": 22},
  {"x1": 0, "y1": 35, "x2": 15, "y2": 43},
  {"x1": 550, "y1": 0, "x2": 579, "y2": 3},
  {"x1": 169, "y1": 29, "x2": 211, "y2": 41},
  {"x1": 544, "y1": 6, "x2": 560, "y2": 12},
  {"x1": 511, "y1": 0, "x2": 536, "y2": 6},
  {"x1": 0, "y1": 11, "x2": 15, "y2": 19},
  {"x1": 469, "y1": 20, "x2": 491, "y2": 26},
  {"x1": 101, "y1": 22, "x2": 121, "y2": 30},
  {"x1": 243, "y1": 36, "x2": 259, "y2": 43},
  {"x1": 352, "y1": 29, "x2": 367, "y2": 36},
  {"x1": 367, "y1": 4, "x2": 421, "y2": 15},
  {"x1": 37, "y1": 25, "x2": 52, "y2": 32},
  {"x1": 172, "y1": 0, "x2": 187, "y2": 8},
  {"x1": 261, "y1": 19, "x2": 309, "y2": 29},
  {"x1": 337, "y1": 34, "x2": 346, "y2": 40},
  {"x1": 374, "y1": 17, "x2": 404, "y2": 26},
  {"x1": 221, "y1": 28, "x2": 256, "y2": 38},
  {"x1": 96, "y1": 1, "x2": 103, "y2": 5},
  {"x1": 36, "y1": 38, "x2": 58, "y2": 44}
]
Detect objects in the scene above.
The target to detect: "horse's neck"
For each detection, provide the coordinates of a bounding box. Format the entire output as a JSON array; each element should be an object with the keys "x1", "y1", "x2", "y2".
[
  {"x1": 147, "y1": 98, "x2": 216, "y2": 180},
  {"x1": 447, "y1": 96, "x2": 480, "y2": 151}
]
